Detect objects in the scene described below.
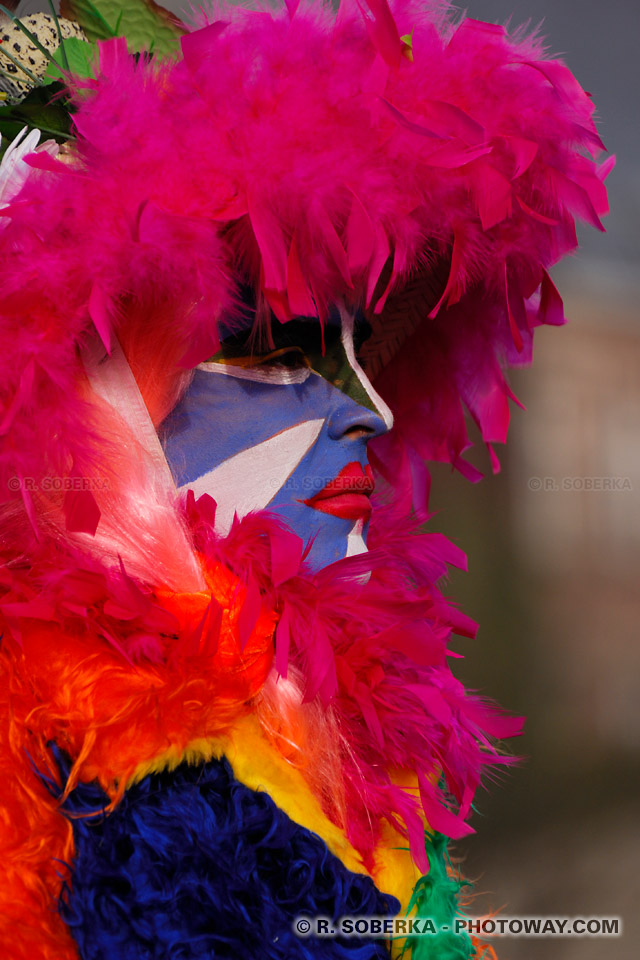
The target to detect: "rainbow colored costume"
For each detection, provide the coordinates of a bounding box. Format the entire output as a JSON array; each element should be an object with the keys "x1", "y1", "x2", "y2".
[{"x1": 0, "y1": 2, "x2": 610, "y2": 958}]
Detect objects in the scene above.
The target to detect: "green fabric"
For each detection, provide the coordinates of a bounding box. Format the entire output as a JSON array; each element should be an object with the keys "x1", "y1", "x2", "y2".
[{"x1": 399, "y1": 832, "x2": 476, "y2": 960}]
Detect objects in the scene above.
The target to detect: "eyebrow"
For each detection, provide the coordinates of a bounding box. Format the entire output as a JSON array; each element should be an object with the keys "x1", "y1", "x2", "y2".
[
  {"x1": 215, "y1": 312, "x2": 372, "y2": 361},
  {"x1": 215, "y1": 317, "x2": 333, "y2": 360}
]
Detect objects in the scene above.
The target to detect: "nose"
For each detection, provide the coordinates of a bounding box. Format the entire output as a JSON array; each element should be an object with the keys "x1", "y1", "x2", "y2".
[
  {"x1": 327, "y1": 394, "x2": 390, "y2": 441},
  {"x1": 326, "y1": 304, "x2": 394, "y2": 441}
]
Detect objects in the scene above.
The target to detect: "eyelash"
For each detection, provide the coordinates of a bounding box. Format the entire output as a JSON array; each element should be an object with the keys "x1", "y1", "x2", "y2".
[{"x1": 254, "y1": 348, "x2": 309, "y2": 370}]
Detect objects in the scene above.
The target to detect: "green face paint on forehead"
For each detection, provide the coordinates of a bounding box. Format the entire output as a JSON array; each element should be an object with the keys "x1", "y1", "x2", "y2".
[{"x1": 207, "y1": 312, "x2": 385, "y2": 420}]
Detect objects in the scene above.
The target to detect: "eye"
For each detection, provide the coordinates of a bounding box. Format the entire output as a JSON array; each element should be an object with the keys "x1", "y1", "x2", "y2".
[{"x1": 254, "y1": 347, "x2": 309, "y2": 370}]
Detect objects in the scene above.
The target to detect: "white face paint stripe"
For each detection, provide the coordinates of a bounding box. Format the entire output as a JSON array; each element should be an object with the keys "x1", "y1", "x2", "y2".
[
  {"x1": 180, "y1": 418, "x2": 326, "y2": 536},
  {"x1": 338, "y1": 304, "x2": 394, "y2": 431},
  {"x1": 196, "y1": 361, "x2": 311, "y2": 386},
  {"x1": 345, "y1": 518, "x2": 367, "y2": 558}
]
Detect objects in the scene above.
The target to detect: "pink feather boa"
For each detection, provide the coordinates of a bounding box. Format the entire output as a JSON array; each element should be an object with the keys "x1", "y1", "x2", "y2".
[{"x1": 0, "y1": 488, "x2": 524, "y2": 875}]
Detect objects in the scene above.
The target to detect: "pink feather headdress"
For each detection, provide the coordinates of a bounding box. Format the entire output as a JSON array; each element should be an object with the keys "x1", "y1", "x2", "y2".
[{"x1": 0, "y1": 0, "x2": 611, "y2": 534}]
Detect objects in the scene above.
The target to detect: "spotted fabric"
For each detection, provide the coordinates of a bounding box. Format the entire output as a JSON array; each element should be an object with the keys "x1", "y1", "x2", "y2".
[{"x1": 0, "y1": 14, "x2": 85, "y2": 100}]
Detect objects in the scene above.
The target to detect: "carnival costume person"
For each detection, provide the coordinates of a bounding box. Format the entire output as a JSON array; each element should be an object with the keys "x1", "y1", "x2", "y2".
[{"x1": 0, "y1": 1, "x2": 610, "y2": 958}]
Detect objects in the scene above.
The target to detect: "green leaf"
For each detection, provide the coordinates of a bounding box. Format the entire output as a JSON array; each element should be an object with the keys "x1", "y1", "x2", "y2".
[
  {"x1": 46, "y1": 0, "x2": 71, "y2": 72},
  {"x1": 0, "y1": 119, "x2": 26, "y2": 160},
  {"x1": 60, "y1": 0, "x2": 116, "y2": 42},
  {"x1": 0, "y1": 81, "x2": 73, "y2": 157},
  {"x1": 60, "y1": 0, "x2": 185, "y2": 57},
  {"x1": 43, "y1": 37, "x2": 98, "y2": 82}
]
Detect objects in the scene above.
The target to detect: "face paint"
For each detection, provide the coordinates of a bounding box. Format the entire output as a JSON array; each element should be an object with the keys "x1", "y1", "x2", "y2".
[{"x1": 160, "y1": 308, "x2": 393, "y2": 571}]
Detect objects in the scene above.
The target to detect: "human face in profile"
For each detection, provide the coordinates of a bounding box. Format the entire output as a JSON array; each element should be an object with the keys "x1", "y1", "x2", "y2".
[{"x1": 161, "y1": 305, "x2": 393, "y2": 571}]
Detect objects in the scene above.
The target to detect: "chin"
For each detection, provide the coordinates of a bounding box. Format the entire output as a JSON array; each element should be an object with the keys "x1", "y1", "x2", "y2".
[{"x1": 305, "y1": 530, "x2": 370, "y2": 574}]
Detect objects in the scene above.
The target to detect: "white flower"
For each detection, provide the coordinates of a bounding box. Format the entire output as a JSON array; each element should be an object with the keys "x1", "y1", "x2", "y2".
[{"x1": 0, "y1": 125, "x2": 59, "y2": 210}]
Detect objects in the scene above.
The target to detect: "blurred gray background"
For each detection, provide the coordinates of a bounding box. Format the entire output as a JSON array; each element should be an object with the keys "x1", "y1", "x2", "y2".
[
  {"x1": 425, "y1": 5, "x2": 639, "y2": 959},
  {"x1": 11, "y1": 0, "x2": 639, "y2": 956}
]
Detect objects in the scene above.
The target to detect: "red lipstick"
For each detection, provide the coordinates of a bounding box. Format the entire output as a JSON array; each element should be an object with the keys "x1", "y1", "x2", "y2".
[{"x1": 302, "y1": 462, "x2": 374, "y2": 521}]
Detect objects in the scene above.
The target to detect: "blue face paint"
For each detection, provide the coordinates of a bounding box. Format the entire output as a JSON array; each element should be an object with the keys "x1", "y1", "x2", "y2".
[{"x1": 161, "y1": 309, "x2": 392, "y2": 571}]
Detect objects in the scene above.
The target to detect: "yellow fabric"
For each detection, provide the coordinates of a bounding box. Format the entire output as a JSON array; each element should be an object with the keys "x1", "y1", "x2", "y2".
[
  {"x1": 127, "y1": 738, "x2": 225, "y2": 786},
  {"x1": 375, "y1": 770, "x2": 426, "y2": 959},
  {"x1": 221, "y1": 713, "x2": 369, "y2": 878}
]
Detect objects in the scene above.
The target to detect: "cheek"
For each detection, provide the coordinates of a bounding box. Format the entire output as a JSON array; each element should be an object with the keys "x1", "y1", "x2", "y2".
[
  {"x1": 161, "y1": 369, "x2": 335, "y2": 486},
  {"x1": 195, "y1": 418, "x2": 327, "y2": 536}
]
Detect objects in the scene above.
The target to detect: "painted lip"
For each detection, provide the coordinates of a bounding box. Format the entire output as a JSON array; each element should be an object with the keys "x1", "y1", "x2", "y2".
[{"x1": 302, "y1": 462, "x2": 374, "y2": 521}]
